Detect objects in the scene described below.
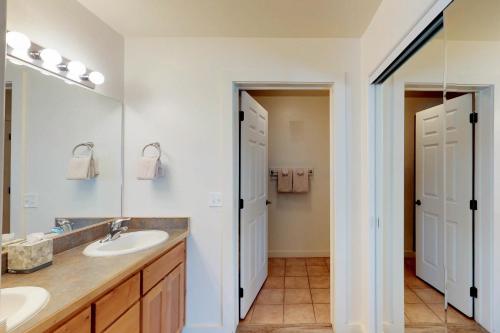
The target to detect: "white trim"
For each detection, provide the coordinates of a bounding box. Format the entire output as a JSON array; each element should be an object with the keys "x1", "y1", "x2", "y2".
[
  {"x1": 220, "y1": 72, "x2": 348, "y2": 333},
  {"x1": 368, "y1": 0, "x2": 452, "y2": 84}
]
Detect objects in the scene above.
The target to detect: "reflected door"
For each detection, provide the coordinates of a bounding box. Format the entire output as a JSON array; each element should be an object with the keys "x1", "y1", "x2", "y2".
[
  {"x1": 239, "y1": 91, "x2": 269, "y2": 318},
  {"x1": 444, "y1": 94, "x2": 473, "y2": 317},
  {"x1": 415, "y1": 104, "x2": 445, "y2": 292}
]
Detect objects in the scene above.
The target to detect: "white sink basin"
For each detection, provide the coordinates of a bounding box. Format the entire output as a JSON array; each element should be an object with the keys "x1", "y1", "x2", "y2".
[
  {"x1": 83, "y1": 230, "x2": 169, "y2": 257},
  {"x1": 0, "y1": 286, "x2": 50, "y2": 332}
]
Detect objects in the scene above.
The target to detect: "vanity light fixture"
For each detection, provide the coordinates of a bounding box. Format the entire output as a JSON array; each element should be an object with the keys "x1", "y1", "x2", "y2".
[{"x1": 5, "y1": 31, "x2": 105, "y2": 89}]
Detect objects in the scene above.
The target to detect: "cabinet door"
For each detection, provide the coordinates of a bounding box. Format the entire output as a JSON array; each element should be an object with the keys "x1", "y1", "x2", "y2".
[
  {"x1": 142, "y1": 280, "x2": 167, "y2": 333},
  {"x1": 164, "y1": 263, "x2": 185, "y2": 333},
  {"x1": 53, "y1": 307, "x2": 91, "y2": 333}
]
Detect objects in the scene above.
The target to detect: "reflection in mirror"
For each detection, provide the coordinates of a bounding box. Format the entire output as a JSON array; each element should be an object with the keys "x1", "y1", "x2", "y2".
[
  {"x1": 375, "y1": 27, "x2": 447, "y2": 330},
  {"x1": 2, "y1": 61, "x2": 122, "y2": 241},
  {"x1": 443, "y1": 0, "x2": 496, "y2": 331}
]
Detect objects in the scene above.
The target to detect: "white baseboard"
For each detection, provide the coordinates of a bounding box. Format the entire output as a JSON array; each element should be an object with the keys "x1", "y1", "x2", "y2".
[
  {"x1": 268, "y1": 250, "x2": 330, "y2": 258},
  {"x1": 335, "y1": 322, "x2": 366, "y2": 333}
]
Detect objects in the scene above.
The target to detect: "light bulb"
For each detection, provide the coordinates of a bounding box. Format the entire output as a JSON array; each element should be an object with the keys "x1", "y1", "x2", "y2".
[
  {"x1": 88, "y1": 71, "x2": 105, "y2": 85},
  {"x1": 67, "y1": 61, "x2": 86, "y2": 76},
  {"x1": 40, "y1": 49, "x2": 62, "y2": 66},
  {"x1": 6, "y1": 31, "x2": 31, "y2": 51}
]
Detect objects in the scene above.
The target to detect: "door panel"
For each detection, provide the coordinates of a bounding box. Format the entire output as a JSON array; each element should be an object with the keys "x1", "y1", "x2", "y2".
[
  {"x1": 416, "y1": 104, "x2": 445, "y2": 292},
  {"x1": 444, "y1": 94, "x2": 473, "y2": 316},
  {"x1": 240, "y1": 91, "x2": 268, "y2": 318}
]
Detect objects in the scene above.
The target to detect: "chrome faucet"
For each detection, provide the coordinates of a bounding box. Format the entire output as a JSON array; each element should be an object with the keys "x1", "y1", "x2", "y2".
[
  {"x1": 55, "y1": 218, "x2": 73, "y2": 233},
  {"x1": 100, "y1": 218, "x2": 130, "y2": 243}
]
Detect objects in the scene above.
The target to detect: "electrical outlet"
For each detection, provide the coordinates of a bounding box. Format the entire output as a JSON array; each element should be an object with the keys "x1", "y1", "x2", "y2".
[
  {"x1": 208, "y1": 192, "x2": 223, "y2": 207},
  {"x1": 23, "y1": 193, "x2": 39, "y2": 208}
]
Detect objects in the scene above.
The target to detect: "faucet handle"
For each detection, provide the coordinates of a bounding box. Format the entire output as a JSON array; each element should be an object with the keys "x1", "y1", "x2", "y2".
[{"x1": 111, "y1": 218, "x2": 131, "y2": 230}]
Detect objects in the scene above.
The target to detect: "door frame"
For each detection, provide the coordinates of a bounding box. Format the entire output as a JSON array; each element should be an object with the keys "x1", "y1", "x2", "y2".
[
  {"x1": 373, "y1": 80, "x2": 494, "y2": 332},
  {"x1": 224, "y1": 73, "x2": 350, "y2": 332}
]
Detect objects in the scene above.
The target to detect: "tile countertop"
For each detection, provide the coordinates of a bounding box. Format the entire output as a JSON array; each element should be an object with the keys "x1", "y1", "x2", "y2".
[{"x1": 1, "y1": 223, "x2": 189, "y2": 333}]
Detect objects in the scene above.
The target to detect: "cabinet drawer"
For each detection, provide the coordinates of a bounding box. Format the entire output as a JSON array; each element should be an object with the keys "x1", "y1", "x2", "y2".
[
  {"x1": 103, "y1": 301, "x2": 140, "y2": 333},
  {"x1": 95, "y1": 273, "x2": 140, "y2": 332},
  {"x1": 53, "y1": 307, "x2": 91, "y2": 333},
  {"x1": 143, "y1": 241, "x2": 185, "y2": 294}
]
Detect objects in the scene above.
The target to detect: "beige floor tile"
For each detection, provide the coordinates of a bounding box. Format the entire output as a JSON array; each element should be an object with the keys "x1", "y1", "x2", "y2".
[
  {"x1": 314, "y1": 304, "x2": 331, "y2": 324},
  {"x1": 405, "y1": 304, "x2": 442, "y2": 324},
  {"x1": 406, "y1": 275, "x2": 430, "y2": 289},
  {"x1": 285, "y1": 277, "x2": 309, "y2": 289},
  {"x1": 284, "y1": 304, "x2": 316, "y2": 324},
  {"x1": 256, "y1": 289, "x2": 284, "y2": 305},
  {"x1": 285, "y1": 265, "x2": 308, "y2": 277},
  {"x1": 269, "y1": 258, "x2": 285, "y2": 267},
  {"x1": 264, "y1": 276, "x2": 285, "y2": 289},
  {"x1": 306, "y1": 258, "x2": 327, "y2": 266},
  {"x1": 269, "y1": 265, "x2": 285, "y2": 277},
  {"x1": 405, "y1": 288, "x2": 423, "y2": 304},
  {"x1": 413, "y1": 288, "x2": 444, "y2": 304},
  {"x1": 309, "y1": 276, "x2": 330, "y2": 289},
  {"x1": 286, "y1": 258, "x2": 306, "y2": 266},
  {"x1": 311, "y1": 289, "x2": 330, "y2": 304},
  {"x1": 307, "y1": 265, "x2": 329, "y2": 276},
  {"x1": 284, "y1": 289, "x2": 312, "y2": 304},
  {"x1": 426, "y1": 304, "x2": 475, "y2": 326},
  {"x1": 251, "y1": 304, "x2": 284, "y2": 324}
]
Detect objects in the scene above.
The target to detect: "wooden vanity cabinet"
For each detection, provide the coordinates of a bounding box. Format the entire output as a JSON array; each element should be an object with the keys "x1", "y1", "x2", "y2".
[
  {"x1": 48, "y1": 240, "x2": 186, "y2": 333},
  {"x1": 142, "y1": 263, "x2": 185, "y2": 333}
]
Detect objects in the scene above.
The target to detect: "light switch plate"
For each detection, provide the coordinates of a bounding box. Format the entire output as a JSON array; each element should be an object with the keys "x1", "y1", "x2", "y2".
[
  {"x1": 208, "y1": 192, "x2": 223, "y2": 207},
  {"x1": 23, "y1": 193, "x2": 39, "y2": 208}
]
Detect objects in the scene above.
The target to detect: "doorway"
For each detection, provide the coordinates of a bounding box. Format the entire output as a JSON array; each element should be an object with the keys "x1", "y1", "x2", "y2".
[
  {"x1": 403, "y1": 89, "x2": 478, "y2": 326},
  {"x1": 237, "y1": 89, "x2": 332, "y2": 329},
  {"x1": 2, "y1": 84, "x2": 11, "y2": 234}
]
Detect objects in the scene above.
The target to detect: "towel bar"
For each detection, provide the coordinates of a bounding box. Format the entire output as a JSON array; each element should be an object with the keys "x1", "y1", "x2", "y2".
[
  {"x1": 72, "y1": 142, "x2": 94, "y2": 156},
  {"x1": 269, "y1": 168, "x2": 313, "y2": 178},
  {"x1": 142, "y1": 142, "x2": 161, "y2": 159}
]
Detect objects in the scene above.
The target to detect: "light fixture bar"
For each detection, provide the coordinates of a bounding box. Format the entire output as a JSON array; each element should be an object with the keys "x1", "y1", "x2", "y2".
[{"x1": 5, "y1": 31, "x2": 101, "y2": 90}]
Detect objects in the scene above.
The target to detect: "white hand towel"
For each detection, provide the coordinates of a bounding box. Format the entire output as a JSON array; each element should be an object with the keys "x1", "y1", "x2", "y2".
[
  {"x1": 293, "y1": 168, "x2": 309, "y2": 193},
  {"x1": 66, "y1": 155, "x2": 92, "y2": 180},
  {"x1": 137, "y1": 156, "x2": 160, "y2": 180},
  {"x1": 277, "y1": 168, "x2": 292, "y2": 192}
]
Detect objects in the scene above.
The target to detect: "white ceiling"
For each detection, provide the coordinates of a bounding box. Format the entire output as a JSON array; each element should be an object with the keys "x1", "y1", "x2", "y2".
[{"x1": 77, "y1": 0, "x2": 381, "y2": 38}]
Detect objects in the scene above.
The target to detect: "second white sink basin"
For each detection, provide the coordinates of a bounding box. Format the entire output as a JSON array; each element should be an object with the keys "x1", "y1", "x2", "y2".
[
  {"x1": 0, "y1": 286, "x2": 50, "y2": 332},
  {"x1": 83, "y1": 230, "x2": 169, "y2": 257}
]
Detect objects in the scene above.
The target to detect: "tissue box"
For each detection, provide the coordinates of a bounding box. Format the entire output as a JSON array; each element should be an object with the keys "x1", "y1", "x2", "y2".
[{"x1": 7, "y1": 238, "x2": 53, "y2": 273}]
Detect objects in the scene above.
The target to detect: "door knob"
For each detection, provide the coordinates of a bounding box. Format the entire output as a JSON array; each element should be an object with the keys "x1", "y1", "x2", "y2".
[
  {"x1": 266, "y1": 200, "x2": 272, "y2": 206},
  {"x1": 415, "y1": 200, "x2": 421, "y2": 206}
]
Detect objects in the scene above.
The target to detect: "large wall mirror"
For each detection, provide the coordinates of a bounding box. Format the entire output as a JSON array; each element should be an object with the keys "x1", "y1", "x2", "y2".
[{"x1": 3, "y1": 61, "x2": 123, "y2": 239}]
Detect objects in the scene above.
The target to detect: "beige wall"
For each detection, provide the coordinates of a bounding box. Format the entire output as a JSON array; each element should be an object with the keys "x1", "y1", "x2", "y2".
[{"x1": 250, "y1": 90, "x2": 330, "y2": 257}]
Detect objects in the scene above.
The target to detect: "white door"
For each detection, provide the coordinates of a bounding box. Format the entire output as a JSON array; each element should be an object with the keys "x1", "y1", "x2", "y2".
[
  {"x1": 415, "y1": 94, "x2": 473, "y2": 316},
  {"x1": 416, "y1": 103, "x2": 445, "y2": 292},
  {"x1": 239, "y1": 91, "x2": 268, "y2": 318},
  {"x1": 444, "y1": 94, "x2": 473, "y2": 316}
]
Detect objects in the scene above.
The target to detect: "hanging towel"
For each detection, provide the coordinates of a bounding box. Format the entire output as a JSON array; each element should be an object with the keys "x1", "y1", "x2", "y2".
[
  {"x1": 293, "y1": 168, "x2": 309, "y2": 193},
  {"x1": 66, "y1": 153, "x2": 99, "y2": 180},
  {"x1": 137, "y1": 156, "x2": 161, "y2": 180},
  {"x1": 277, "y1": 168, "x2": 292, "y2": 192}
]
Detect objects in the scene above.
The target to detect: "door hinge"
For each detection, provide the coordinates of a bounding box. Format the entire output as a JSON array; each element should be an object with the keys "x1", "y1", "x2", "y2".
[
  {"x1": 469, "y1": 113, "x2": 478, "y2": 124},
  {"x1": 7, "y1": 186, "x2": 10, "y2": 195},
  {"x1": 239, "y1": 198, "x2": 244, "y2": 209},
  {"x1": 470, "y1": 286, "x2": 478, "y2": 298},
  {"x1": 239, "y1": 111, "x2": 245, "y2": 122},
  {"x1": 470, "y1": 199, "x2": 478, "y2": 211},
  {"x1": 239, "y1": 287, "x2": 244, "y2": 298},
  {"x1": 8, "y1": 133, "x2": 11, "y2": 141}
]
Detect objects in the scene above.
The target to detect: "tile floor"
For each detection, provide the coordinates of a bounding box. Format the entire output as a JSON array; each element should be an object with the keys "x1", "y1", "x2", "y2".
[
  {"x1": 404, "y1": 259, "x2": 479, "y2": 329},
  {"x1": 240, "y1": 257, "x2": 331, "y2": 326}
]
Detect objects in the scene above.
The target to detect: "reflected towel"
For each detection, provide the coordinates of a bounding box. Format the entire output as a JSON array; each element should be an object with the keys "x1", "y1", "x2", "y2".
[
  {"x1": 277, "y1": 168, "x2": 292, "y2": 192},
  {"x1": 293, "y1": 168, "x2": 309, "y2": 193},
  {"x1": 66, "y1": 154, "x2": 99, "y2": 180},
  {"x1": 137, "y1": 156, "x2": 161, "y2": 180}
]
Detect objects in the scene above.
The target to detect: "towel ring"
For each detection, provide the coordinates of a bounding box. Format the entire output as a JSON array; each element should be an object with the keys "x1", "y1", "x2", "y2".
[
  {"x1": 142, "y1": 142, "x2": 161, "y2": 159},
  {"x1": 72, "y1": 142, "x2": 94, "y2": 156}
]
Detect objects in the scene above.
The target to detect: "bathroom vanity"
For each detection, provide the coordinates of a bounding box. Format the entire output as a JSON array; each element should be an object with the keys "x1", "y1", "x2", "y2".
[{"x1": 2, "y1": 219, "x2": 188, "y2": 333}]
